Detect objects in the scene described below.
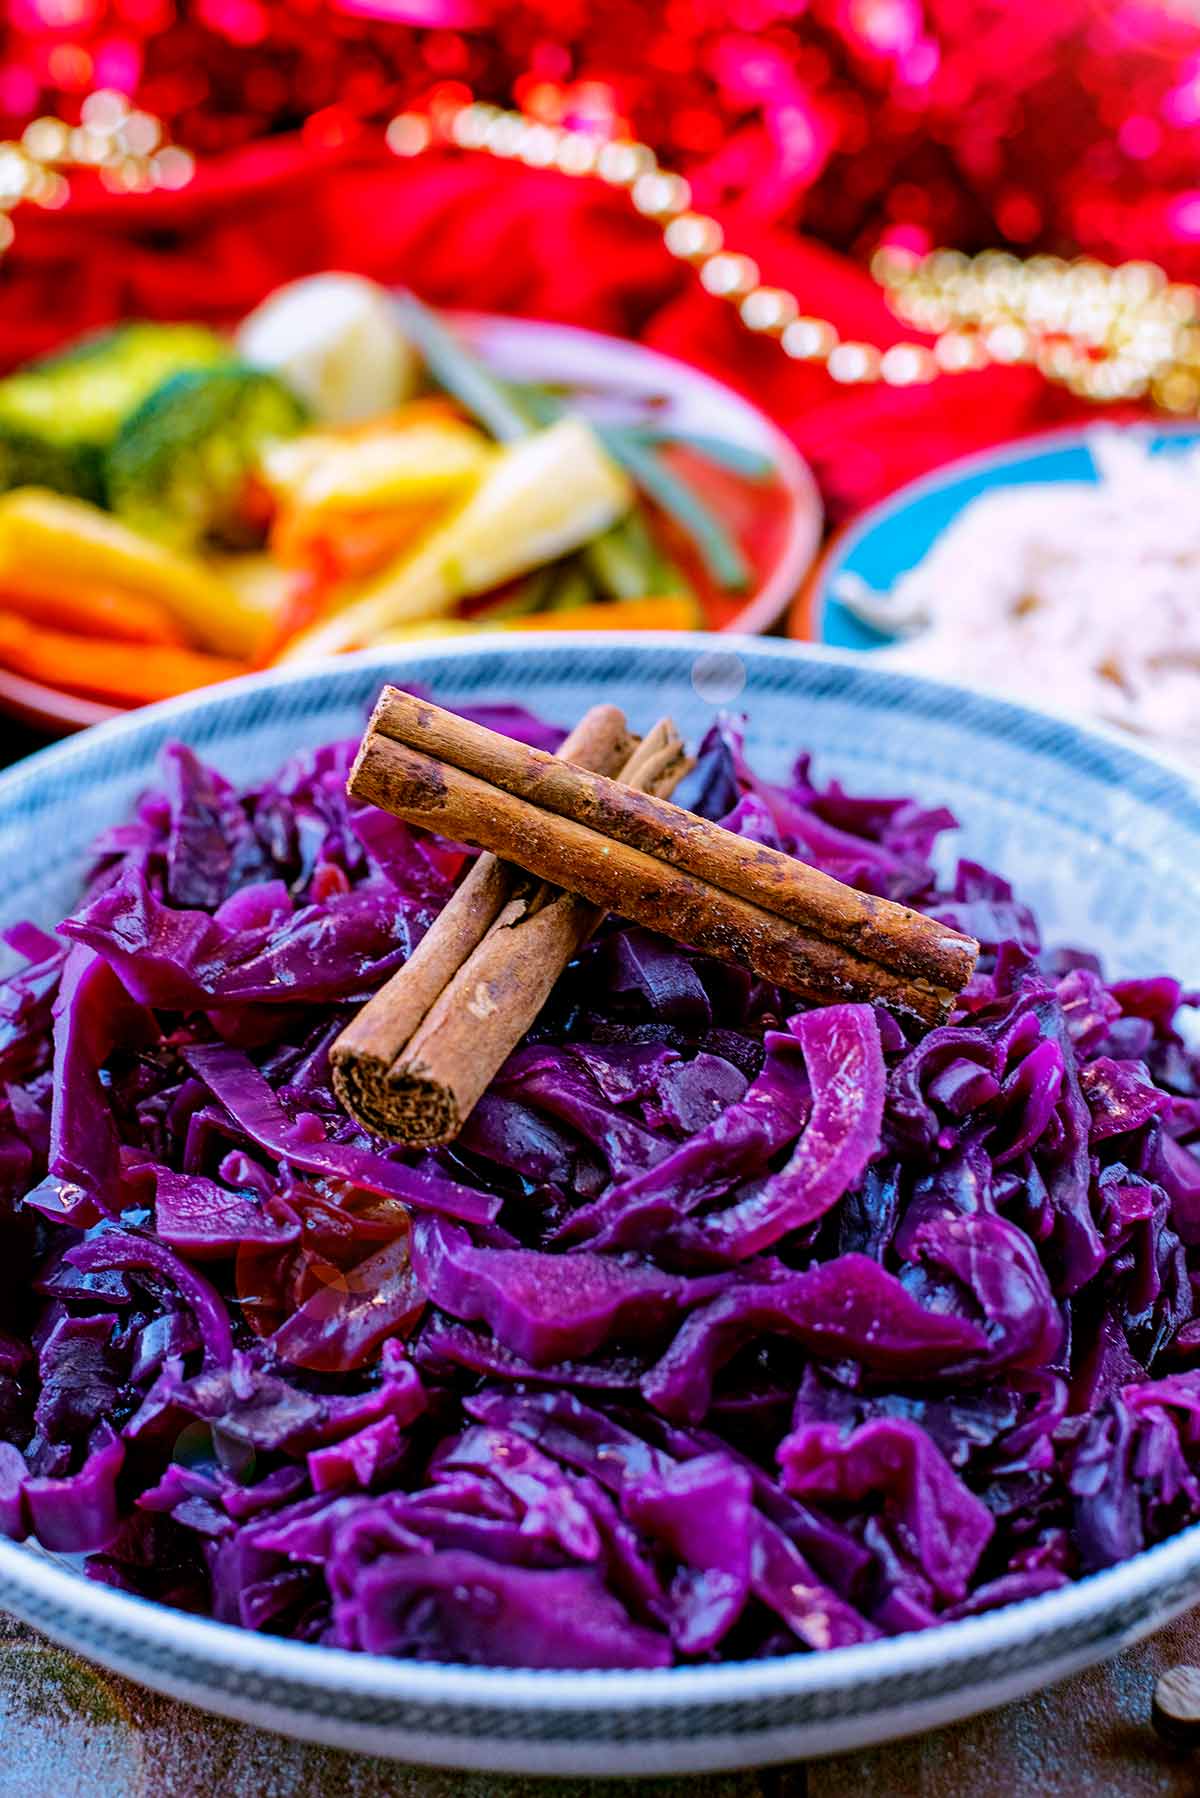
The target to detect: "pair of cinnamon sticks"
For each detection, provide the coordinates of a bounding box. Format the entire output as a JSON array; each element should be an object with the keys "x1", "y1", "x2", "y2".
[
  {"x1": 333, "y1": 700, "x2": 692, "y2": 1146},
  {"x1": 332, "y1": 688, "x2": 979, "y2": 1147}
]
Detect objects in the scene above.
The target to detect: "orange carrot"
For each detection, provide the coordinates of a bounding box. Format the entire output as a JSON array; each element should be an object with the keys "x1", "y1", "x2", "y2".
[
  {"x1": 0, "y1": 613, "x2": 247, "y2": 706},
  {"x1": 334, "y1": 398, "x2": 465, "y2": 437},
  {"x1": 270, "y1": 504, "x2": 437, "y2": 580},
  {"x1": 253, "y1": 570, "x2": 331, "y2": 669},
  {"x1": 503, "y1": 595, "x2": 702, "y2": 634},
  {"x1": 0, "y1": 582, "x2": 186, "y2": 645}
]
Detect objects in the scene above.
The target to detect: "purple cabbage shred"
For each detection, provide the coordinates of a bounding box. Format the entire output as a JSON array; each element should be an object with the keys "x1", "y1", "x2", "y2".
[{"x1": 0, "y1": 703, "x2": 1195, "y2": 1667}]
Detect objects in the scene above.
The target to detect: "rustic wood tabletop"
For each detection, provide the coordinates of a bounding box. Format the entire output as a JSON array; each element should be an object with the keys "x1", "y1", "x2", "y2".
[{"x1": 1, "y1": 1606, "x2": 1198, "y2": 1798}]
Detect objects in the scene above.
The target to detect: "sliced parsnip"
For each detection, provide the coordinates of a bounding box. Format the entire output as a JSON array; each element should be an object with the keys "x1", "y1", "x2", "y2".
[
  {"x1": 237, "y1": 274, "x2": 419, "y2": 425},
  {"x1": 260, "y1": 422, "x2": 492, "y2": 513},
  {"x1": 278, "y1": 416, "x2": 633, "y2": 661}
]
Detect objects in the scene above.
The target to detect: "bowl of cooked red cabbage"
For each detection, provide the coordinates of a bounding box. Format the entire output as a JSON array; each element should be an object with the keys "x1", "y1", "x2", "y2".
[{"x1": 0, "y1": 635, "x2": 1198, "y2": 1769}]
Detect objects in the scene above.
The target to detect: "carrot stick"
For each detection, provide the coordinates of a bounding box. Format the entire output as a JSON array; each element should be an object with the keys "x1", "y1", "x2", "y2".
[
  {"x1": 0, "y1": 582, "x2": 186, "y2": 645},
  {"x1": 502, "y1": 594, "x2": 701, "y2": 633},
  {"x1": 333, "y1": 398, "x2": 466, "y2": 438},
  {"x1": 0, "y1": 613, "x2": 247, "y2": 705},
  {"x1": 270, "y1": 504, "x2": 438, "y2": 579}
]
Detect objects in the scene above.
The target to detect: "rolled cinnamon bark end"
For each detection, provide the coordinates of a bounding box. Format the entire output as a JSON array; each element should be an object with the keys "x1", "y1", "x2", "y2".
[
  {"x1": 333, "y1": 702, "x2": 640, "y2": 1143},
  {"x1": 334, "y1": 1052, "x2": 461, "y2": 1148},
  {"x1": 329, "y1": 1047, "x2": 426, "y2": 1144},
  {"x1": 381, "y1": 890, "x2": 603, "y2": 1145},
  {"x1": 336, "y1": 717, "x2": 692, "y2": 1146}
]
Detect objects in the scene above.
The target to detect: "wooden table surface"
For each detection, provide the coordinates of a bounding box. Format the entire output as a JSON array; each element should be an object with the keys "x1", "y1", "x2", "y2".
[
  {"x1": 1, "y1": 1605, "x2": 1198, "y2": 1798},
  {"x1": 2, "y1": 722, "x2": 1198, "y2": 1794}
]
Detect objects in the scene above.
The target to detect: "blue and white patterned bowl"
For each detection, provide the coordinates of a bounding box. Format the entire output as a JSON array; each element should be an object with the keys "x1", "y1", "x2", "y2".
[{"x1": 0, "y1": 633, "x2": 1198, "y2": 1777}]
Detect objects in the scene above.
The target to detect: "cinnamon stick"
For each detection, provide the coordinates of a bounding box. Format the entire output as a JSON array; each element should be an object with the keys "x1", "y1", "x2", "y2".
[
  {"x1": 350, "y1": 727, "x2": 967, "y2": 1027},
  {"x1": 338, "y1": 720, "x2": 690, "y2": 1145},
  {"x1": 331, "y1": 702, "x2": 637, "y2": 1140},
  {"x1": 364, "y1": 686, "x2": 973, "y2": 992},
  {"x1": 346, "y1": 693, "x2": 978, "y2": 1026}
]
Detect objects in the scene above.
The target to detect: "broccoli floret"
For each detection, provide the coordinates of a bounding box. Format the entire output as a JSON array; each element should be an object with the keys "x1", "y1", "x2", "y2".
[
  {"x1": 105, "y1": 365, "x2": 307, "y2": 551},
  {"x1": 0, "y1": 323, "x2": 232, "y2": 500},
  {"x1": 0, "y1": 431, "x2": 104, "y2": 504}
]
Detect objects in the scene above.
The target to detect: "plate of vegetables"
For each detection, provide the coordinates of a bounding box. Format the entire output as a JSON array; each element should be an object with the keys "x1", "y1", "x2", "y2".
[{"x1": 0, "y1": 275, "x2": 819, "y2": 733}]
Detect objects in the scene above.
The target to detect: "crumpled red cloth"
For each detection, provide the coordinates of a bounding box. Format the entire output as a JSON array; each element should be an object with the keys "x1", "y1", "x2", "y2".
[{"x1": 1, "y1": 137, "x2": 1111, "y2": 521}]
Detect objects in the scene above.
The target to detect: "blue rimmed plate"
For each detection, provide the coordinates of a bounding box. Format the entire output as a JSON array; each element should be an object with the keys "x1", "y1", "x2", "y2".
[
  {"x1": 793, "y1": 424, "x2": 1200, "y2": 651},
  {"x1": 0, "y1": 633, "x2": 1198, "y2": 1775}
]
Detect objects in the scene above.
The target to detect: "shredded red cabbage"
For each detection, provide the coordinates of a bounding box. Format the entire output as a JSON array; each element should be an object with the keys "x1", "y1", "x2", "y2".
[{"x1": 0, "y1": 703, "x2": 1197, "y2": 1667}]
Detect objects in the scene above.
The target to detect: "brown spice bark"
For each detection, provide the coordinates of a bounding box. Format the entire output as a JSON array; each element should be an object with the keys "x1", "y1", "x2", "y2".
[
  {"x1": 331, "y1": 703, "x2": 636, "y2": 1140},
  {"x1": 348, "y1": 728, "x2": 971, "y2": 1029},
  {"x1": 332, "y1": 713, "x2": 690, "y2": 1144},
  {"x1": 364, "y1": 686, "x2": 975, "y2": 992}
]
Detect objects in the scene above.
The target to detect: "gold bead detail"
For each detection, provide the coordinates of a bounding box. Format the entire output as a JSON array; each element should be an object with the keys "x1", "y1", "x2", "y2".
[
  {"x1": 32, "y1": 170, "x2": 68, "y2": 210},
  {"x1": 449, "y1": 104, "x2": 499, "y2": 150},
  {"x1": 118, "y1": 111, "x2": 161, "y2": 157},
  {"x1": 828, "y1": 341, "x2": 883, "y2": 383},
  {"x1": 21, "y1": 117, "x2": 69, "y2": 161},
  {"x1": 935, "y1": 330, "x2": 985, "y2": 372},
  {"x1": 519, "y1": 123, "x2": 561, "y2": 168},
  {"x1": 700, "y1": 252, "x2": 759, "y2": 299},
  {"x1": 982, "y1": 321, "x2": 1030, "y2": 363},
  {"x1": 596, "y1": 140, "x2": 655, "y2": 185},
  {"x1": 0, "y1": 147, "x2": 34, "y2": 202},
  {"x1": 483, "y1": 114, "x2": 527, "y2": 158},
  {"x1": 555, "y1": 133, "x2": 600, "y2": 175},
  {"x1": 1151, "y1": 367, "x2": 1200, "y2": 413},
  {"x1": 632, "y1": 170, "x2": 691, "y2": 219},
  {"x1": 880, "y1": 344, "x2": 938, "y2": 385},
  {"x1": 782, "y1": 317, "x2": 838, "y2": 360},
  {"x1": 386, "y1": 112, "x2": 432, "y2": 157},
  {"x1": 149, "y1": 146, "x2": 194, "y2": 190},
  {"x1": 79, "y1": 89, "x2": 128, "y2": 130},
  {"x1": 870, "y1": 244, "x2": 920, "y2": 285},
  {"x1": 663, "y1": 212, "x2": 724, "y2": 261},
  {"x1": 739, "y1": 287, "x2": 799, "y2": 333}
]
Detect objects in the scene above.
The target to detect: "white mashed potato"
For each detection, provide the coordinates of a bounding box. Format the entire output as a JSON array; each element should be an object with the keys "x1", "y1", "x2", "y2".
[{"x1": 834, "y1": 431, "x2": 1200, "y2": 763}]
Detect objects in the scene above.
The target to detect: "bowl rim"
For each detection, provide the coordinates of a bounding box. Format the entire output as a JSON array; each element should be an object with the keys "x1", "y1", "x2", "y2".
[{"x1": 1, "y1": 629, "x2": 1198, "y2": 1713}]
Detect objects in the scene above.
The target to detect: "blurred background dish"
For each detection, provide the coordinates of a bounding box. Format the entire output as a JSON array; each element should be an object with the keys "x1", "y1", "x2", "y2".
[
  {"x1": 791, "y1": 423, "x2": 1200, "y2": 765},
  {"x1": 0, "y1": 303, "x2": 819, "y2": 738}
]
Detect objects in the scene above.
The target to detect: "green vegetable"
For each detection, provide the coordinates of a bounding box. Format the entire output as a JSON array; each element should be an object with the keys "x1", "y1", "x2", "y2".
[
  {"x1": 633, "y1": 428, "x2": 776, "y2": 481},
  {"x1": 0, "y1": 324, "x2": 232, "y2": 502},
  {"x1": 394, "y1": 291, "x2": 535, "y2": 442},
  {"x1": 543, "y1": 562, "x2": 596, "y2": 613},
  {"x1": 583, "y1": 508, "x2": 678, "y2": 600},
  {"x1": 0, "y1": 432, "x2": 103, "y2": 506},
  {"x1": 106, "y1": 365, "x2": 306, "y2": 551},
  {"x1": 604, "y1": 430, "x2": 751, "y2": 592},
  {"x1": 470, "y1": 566, "x2": 560, "y2": 622},
  {"x1": 396, "y1": 289, "x2": 750, "y2": 593},
  {"x1": 514, "y1": 386, "x2": 752, "y2": 593}
]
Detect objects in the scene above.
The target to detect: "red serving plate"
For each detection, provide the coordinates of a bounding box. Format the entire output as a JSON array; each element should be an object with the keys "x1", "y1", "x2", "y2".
[{"x1": 0, "y1": 311, "x2": 822, "y2": 736}]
